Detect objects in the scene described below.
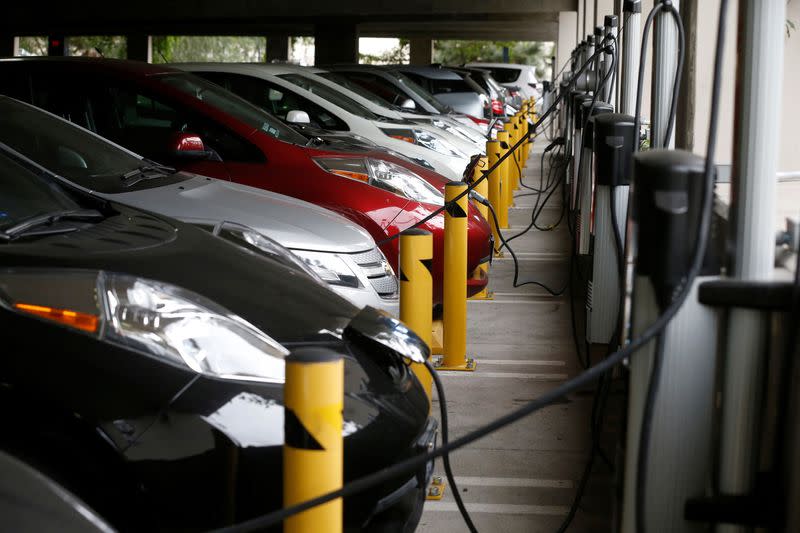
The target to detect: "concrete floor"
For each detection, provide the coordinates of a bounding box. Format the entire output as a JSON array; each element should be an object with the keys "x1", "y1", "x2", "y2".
[{"x1": 418, "y1": 144, "x2": 619, "y2": 533}]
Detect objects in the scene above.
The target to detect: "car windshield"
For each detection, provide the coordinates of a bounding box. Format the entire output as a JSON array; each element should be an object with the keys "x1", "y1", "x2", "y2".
[
  {"x1": 485, "y1": 67, "x2": 523, "y2": 84},
  {"x1": 155, "y1": 73, "x2": 308, "y2": 145},
  {"x1": 0, "y1": 150, "x2": 80, "y2": 232},
  {"x1": 316, "y1": 72, "x2": 396, "y2": 109},
  {"x1": 278, "y1": 74, "x2": 380, "y2": 120},
  {"x1": 389, "y1": 71, "x2": 450, "y2": 113},
  {"x1": 0, "y1": 97, "x2": 171, "y2": 193}
]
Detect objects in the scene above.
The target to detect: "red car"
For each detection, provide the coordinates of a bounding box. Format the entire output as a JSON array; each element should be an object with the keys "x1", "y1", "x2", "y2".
[{"x1": 0, "y1": 57, "x2": 490, "y2": 305}]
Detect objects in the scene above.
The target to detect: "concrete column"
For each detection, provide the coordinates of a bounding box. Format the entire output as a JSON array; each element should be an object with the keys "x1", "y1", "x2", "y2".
[
  {"x1": 126, "y1": 34, "x2": 152, "y2": 63},
  {"x1": 409, "y1": 38, "x2": 433, "y2": 66},
  {"x1": 47, "y1": 35, "x2": 68, "y2": 56},
  {"x1": 779, "y1": 0, "x2": 800, "y2": 172},
  {"x1": 579, "y1": 0, "x2": 586, "y2": 42},
  {"x1": 650, "y1": 0, "x2": 680, "y2": 149},
  {"x1": 0, "y1": 35, "x2": 18, "y2": 57},
  {"x1": 266, "y1": 34, "x2": 289, "y2": 62},
  {"x1": 314, "y1": 23, "x2": 358, "y2": 66},
  {"x1": 557, "y1": 11, "x2": 579, "y2": 74}
]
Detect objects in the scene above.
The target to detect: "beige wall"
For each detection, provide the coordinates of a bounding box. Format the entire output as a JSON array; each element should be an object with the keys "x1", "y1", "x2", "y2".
[
  {"x1": 691, "y1": 0, "x2": 738, "y2": 164},
  {"x1": 780, "y1": 0, "x2": 800, "y2": 172}
]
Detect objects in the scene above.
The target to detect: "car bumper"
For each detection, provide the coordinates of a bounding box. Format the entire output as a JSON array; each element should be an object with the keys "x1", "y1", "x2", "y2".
[{"x1": 334, "y1": 285, "x2": 400, "y2": 317}]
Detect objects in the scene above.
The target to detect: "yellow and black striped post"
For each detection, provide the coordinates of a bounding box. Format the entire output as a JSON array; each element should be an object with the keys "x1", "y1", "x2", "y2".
[
  {"x1": 469, "y1": 156, "x2": 493, "y2": 300},
  {"x1": 399, "y1": 229, "x2": 434, "y2": 400},
  {"x1": 438, "y1": 181, "x2": 476, "y2": 372},
  {"x1": 284, "y1": 348, "x2": 343, "y2": 533},
  {"x1": 496, "y1": 130, "x2": 512, "y2": 229},
  {"x1": 486, "y1": 139, "x2": 504, "y2": 256},
  {"x1": 520, "y1": 108, "x2": 531, "y2": 165}
]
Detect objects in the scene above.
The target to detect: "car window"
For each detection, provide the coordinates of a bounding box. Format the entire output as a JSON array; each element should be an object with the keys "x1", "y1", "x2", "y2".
[
  {"x1": 316, "y1": 72, "x2": 396, "y2": 108},
  {"x1": 389, "y1": 71, "x2": 449, "y2": 113},
  {"x1": 196, "y1": 71, "x2": 349, "y2": 131},
  {"x1": 154, "y1": 72, "x2": 308, "y2": 145},
  {"x1": 335, "y1": 72, "x2": 408, "y2": 106},
  {"x1": 278, "y1": 74, "x2": 379, "y2": 121},
  {"x1": 0, "y1": 97, "x2": 152, "y2": 193},
  {"x1": 88, "y1": 81, "x2": 266, "y2": 165},
  {"x1": 0, "y1": 151, "x2": 78, "y2": 232},
  {"x1": 486, "y1": 67, "x2": 522, "y2": 84}
]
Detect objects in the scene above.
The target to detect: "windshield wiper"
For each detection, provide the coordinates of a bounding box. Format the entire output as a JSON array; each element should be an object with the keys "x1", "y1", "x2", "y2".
[
  {"x1": 0, "y1": 209, "x2": 105, "y2": 240},
  {"x1": 90, "y1": 161, "x2": 176, "y2": 187}
]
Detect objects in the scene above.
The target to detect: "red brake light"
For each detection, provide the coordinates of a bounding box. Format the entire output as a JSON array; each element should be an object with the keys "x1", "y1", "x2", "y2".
[{"x1": 491, "y1": 99, "x2": 503, "y2": 114}]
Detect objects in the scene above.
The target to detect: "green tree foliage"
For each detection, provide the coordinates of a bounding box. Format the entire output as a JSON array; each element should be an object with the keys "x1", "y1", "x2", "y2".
[
  {"x1": 359, "y1": 39, "x2": 410, "y2": 64},
  {"x1": 68, "y1": 36, "x2": 127, "y2": 58},
  {"x1": 152, "y1": 36, "x2": 266, "y2": 63},
  {"x1": 17, "y1": 36, "x2": 47, "y2": 56},
  {"x1": 433, "y1": 40, "x2": 554, "y2": 79}
]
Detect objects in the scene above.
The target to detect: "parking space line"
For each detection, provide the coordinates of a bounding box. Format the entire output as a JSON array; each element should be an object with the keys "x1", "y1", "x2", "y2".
[
  {"x1": 453, "y1": 476, "x2": 573, "y2": 489},
  {"x1": 468, "y1": 299, "x2": 564, "y2": 304},
  {"x1": 478, "y1": 359, "x2": 566, "y2": 366},
  {"x1": 438, "y1": 371, "x2": 567, "y2": 380},
  {"x1": 424, "y1": 502, "x2": 569, "y2": 516}
]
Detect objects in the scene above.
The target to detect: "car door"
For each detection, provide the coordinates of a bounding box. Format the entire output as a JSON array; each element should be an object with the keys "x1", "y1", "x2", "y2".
[{"x1": 196, "y1": 72, "x2": 349, "y2": 132}]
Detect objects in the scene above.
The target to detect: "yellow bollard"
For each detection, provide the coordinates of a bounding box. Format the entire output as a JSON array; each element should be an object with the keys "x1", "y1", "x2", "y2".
[
  {"x1": 486, "y1": 140, "x2": 505, "y2": 255},
  {"x1": 504, "y1": 120, "x2": 519, "y2": 197},
  {"x1": 496, "y1": 130, "x2": 512, "y2": 228},
  {"x1": 520, "y1": 110, "x2": 531, "y2": 167},
  {"x1": 284, "y1": 348, "x2": 343, "y2": 533},
  {"x1": 469, "y1": 156, "x2": 493, "y2": 300},
  {"x1": 437, "y1": 182, "x2": 476, "y2": 372},
  {"x1": 399, "y1": 229, "x2": 434, "y2": 401}
]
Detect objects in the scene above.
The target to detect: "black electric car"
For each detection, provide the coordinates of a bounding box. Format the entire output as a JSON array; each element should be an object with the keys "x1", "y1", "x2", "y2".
[
  {"x1": 0, "y1": 450, "x2": 114, "y2": 533},
  {"x1": 0, "y1": 147, "x2": 434, "y2": 532}
]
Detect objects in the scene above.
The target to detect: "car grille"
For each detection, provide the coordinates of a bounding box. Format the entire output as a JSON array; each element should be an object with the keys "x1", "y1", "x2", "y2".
[{"x1": 351, "y1": 248, "x2": 398, "y2": 298}]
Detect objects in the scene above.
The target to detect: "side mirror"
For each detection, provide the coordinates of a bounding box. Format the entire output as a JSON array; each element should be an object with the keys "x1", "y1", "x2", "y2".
[
  {"x1": 170, "y1": 132, "x2": 209, "y2": 159},
  {"x1": 286, "y1": 110, "x2": 311, "y2": 124},
  {"x1": 400, "y1": 98, "x2": 416, "y2": 110}
]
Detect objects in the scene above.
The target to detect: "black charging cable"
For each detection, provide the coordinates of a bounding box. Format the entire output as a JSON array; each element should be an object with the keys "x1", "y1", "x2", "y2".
[
  {"x1": 375, "y1": 44, "x2": 616, "y2": 248},
  {"x1": 633, "y1": 0, "x2": 685, "y2": 151},
  {"x1": 423, "y1": 360, "x2": 478, "y2": 533},
  {"x1": 208, "y1": 22, "x2": 719, "y2": 526}
]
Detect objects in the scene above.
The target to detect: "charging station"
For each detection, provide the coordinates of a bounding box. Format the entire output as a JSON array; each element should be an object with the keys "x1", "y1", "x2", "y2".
[
  {"x1": 577, "y1": 100, "x2": 613, "y2": 256},
  {"x1": 621, "y1": 150, "x2": 721, "y2": 533},
  {"x1": 586, "y1": 113, "x2": 636, "y2": 345}
]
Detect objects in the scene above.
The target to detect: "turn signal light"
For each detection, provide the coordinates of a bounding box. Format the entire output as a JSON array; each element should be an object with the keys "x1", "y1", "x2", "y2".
[
  {"x1": 14, "y1": 302, "x2": 99, "y2": 333},
  {"x1": 389, "y1": 135, "x2": 416, "y2": 144},
  {"x1": 328, "y1": 169, "x2": 370, "y2": 183}
]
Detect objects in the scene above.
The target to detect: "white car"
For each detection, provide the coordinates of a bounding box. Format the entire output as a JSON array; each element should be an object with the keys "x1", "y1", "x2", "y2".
[
  {"x1": 465, "y1": 62, "x2": 541, "y2": 102},
  {"x1": 174, "y1": 63, "x2": 475, "y2": 181},
  {"x1": 0, "y1": 95, "x2": 399, "y2": 315},
  {"x1": 326, "y1": 65, "x2": 492, "y2": 136},
  {"x1": 271, "y1": 63, "x2": 489, "y2": 153}
]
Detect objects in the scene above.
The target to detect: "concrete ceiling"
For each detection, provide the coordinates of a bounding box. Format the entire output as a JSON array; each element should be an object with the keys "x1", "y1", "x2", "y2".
[{"x1": 2, "y1": 1, "x2": 573, "y2": 41}]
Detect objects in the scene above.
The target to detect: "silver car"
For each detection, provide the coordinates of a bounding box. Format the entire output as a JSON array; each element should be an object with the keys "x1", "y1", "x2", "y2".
[
  {"x1": 0, "y1": 95, "x2": 399, "y2": 314},
  {"x1": 395, "y1": 66, "x2": 484, "y2": 118}
]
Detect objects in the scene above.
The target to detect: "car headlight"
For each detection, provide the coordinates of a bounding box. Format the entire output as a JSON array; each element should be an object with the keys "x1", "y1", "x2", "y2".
[
  {"x1": 291, "y1": 250, "x2": 362, "y2": 289},
  {"x1": 313, "y1": 157, "x2": 444, "y2": 206},
  {"x1": 210, "y1": 222, "x2": 324, "y2": 283},
  {"x1": 0, "y1": 270, "x2": 289, "y2": 383},
  {"x1": 380, "y1": 127, "x2": 469, "y2": 159}
]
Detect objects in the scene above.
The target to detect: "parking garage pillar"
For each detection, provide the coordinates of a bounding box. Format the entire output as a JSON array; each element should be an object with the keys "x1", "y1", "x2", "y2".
[
  {"x1": 47, "y1": 35, "x2": 68, "y2": 56},
  {"x1": 266, "y1": 33, "x2": 290, "y2": 62},
  {"x1": 126, "y1": 34, "x2": 152, "y2": 63},
  {"x1": 409, "y1": 38, "x2": 433, "y2": 66},
  {"x1": 557, "y1": 12, "x2": 578, "y2": 71},
  {"x1": 0, "y1": 34, "x2": 18, "y2": 57},
  {"x1": 314, "y1": 23, "x2": 358, "y2": 66}
]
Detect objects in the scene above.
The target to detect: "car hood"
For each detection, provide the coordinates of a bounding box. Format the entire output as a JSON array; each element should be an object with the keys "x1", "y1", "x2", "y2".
[{"x1": 112, "y1": 175, "x2": 376, "y2": 253}]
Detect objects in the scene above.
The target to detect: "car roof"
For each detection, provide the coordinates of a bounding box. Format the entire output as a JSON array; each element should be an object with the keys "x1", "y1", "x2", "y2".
[
  {"x1": 465, "y1": 62, "x2": 528, "y2": 70},
  {"x1": 0, "y1": 56, "x2": 177, "y2": 77},
  {"x1": 171, "y1": 62, "x2": 306, "y2": 76},
  {"x1": 392, "y1": 65, "x2": 463, "y2": 80}
]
